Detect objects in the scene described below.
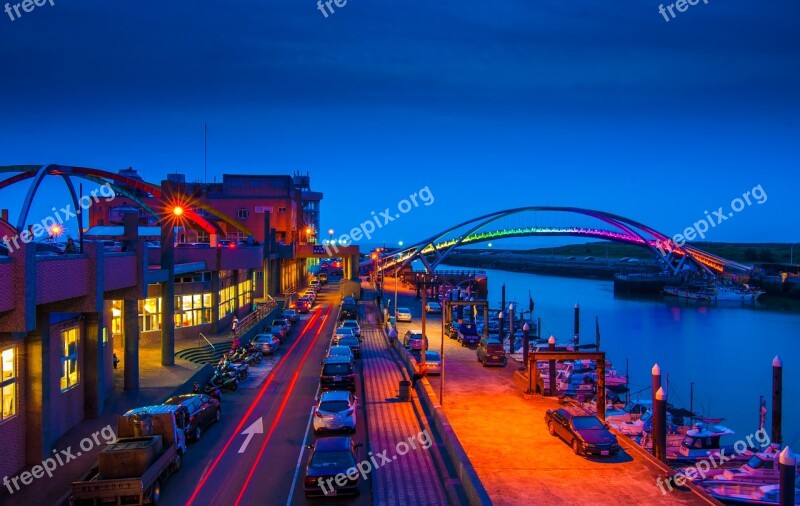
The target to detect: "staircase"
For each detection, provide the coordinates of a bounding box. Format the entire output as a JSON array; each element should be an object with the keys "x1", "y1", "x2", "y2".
[{"x1": 175, "y1": 342, "x2": 232, "y2": 365}]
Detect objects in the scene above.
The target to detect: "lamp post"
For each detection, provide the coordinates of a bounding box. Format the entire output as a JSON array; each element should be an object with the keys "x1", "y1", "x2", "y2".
[
  {"x1": 497, "y1": 311, "x2": 504, "y2": 348},
  {"x1": 548, "y1": 335, "x2": 556, "y2": 396},
  {"x1": 394, "y1": 266, "x2": 399, "y2": 320},
  {"x1": 328, "y1": 228, "x2": 334, "y2": 244},
  {"x1": 521, "y1": 322, "x2": 530, "y2": 372}
]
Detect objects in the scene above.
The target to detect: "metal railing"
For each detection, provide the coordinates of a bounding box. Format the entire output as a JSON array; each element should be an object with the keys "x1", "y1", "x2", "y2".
[{"x1": 236, "y1": 299, "x2": 279, "y2": 337}]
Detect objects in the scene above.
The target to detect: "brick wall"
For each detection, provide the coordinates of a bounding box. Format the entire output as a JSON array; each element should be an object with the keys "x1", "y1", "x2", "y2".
[
  {"x1": 0, "y1": 335, "x2": 26, "y2": 479},
  {"x1": 0, "y1": 263, "x2": 13, "y2": 312},
  {"x1": 36, "y1": 258, "x2": 89, "y2": 305},
  {"x1": 103, "y1": 255, "x2": 137, "y2": 292}
]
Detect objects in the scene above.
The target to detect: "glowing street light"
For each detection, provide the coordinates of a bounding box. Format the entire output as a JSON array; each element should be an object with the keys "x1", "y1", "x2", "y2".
[
  {"x1": 49, "y1": 224, "x2": 64, "y2": 237},
  {"x1": 398, "y1": 241, "x2": 404, "y2": 246},
  {"x1": 172, "y1": 206, "x2": 184, "y2": 217}
]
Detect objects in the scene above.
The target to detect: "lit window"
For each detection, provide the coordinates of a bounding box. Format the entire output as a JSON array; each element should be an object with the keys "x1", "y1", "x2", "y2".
[
  {"x1": 1, "y1": 347, "x2": 15, "y2": 421},
  {"x1": 61, "y1": 328, "x2": 79, "y2": 391}
]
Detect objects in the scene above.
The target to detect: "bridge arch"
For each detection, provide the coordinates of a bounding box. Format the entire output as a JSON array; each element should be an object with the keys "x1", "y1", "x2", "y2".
[
  {"x1": 381, "y1": 207, "x2": 748, "y2": 275},
  {"x1": 0, "y1": 164, "x2": 254, "y2": 237}
]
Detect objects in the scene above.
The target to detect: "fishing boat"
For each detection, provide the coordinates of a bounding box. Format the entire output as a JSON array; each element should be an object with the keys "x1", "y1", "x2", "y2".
[
  {"x1": 700, "y1": 482, "x2": 800, "y2": 505},
  {"x1": 691, "y1": 445, "x2": 796, "y2": 484},
  {"x1": 663, "y1": 282, "x2": 765, "y2": 302}
]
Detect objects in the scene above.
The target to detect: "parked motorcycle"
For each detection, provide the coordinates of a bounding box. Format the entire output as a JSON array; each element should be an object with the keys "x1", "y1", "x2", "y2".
[
  {"x1": 209, "y1": 367, "x2": 239, "y2": 391},
  {"x1": 218, "y1": 355, "x2": 249, "y2": 381},
  {"x1": 193, "y1": 381, "x2": 222, "y2": 401}
]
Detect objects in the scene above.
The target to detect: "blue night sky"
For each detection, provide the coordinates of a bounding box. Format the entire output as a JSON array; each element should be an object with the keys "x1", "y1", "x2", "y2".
[{"x1": 1, "y1": 1, "x2": 798, "y2": 247}]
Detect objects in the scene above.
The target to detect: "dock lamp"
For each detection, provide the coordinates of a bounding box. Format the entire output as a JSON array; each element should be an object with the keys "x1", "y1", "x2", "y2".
[{"x1": 498, "y1": 311, "x2": 504, "y2": 346}]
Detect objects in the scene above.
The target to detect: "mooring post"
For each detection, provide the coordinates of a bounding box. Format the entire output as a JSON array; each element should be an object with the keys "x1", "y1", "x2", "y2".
[
  {"x1": 548, "y1": 336, "x2": 556, "y2": 397},
  {"x1": 654, "y1": 387, "x2": 667, "y2": 463},
  {"x1": 773, "y1": 355, "x2": 783, "y2": 445},
  {"x1": 779, "y1": 446, "x2": 795, "y2": 506}
]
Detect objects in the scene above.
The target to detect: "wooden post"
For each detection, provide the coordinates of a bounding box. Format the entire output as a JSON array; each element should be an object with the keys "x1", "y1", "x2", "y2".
[
  {"x1": 654, "y1": 387, "x2": 667, "y2": 462},
  {"x1": 773, "y1": 356, "x2": 783, "y2": 445},
  {"x1": 779, "y1": 446, "x2": 796, "y2": 506},
  {"x1": 548, "y1": 336, "x2": 556, "y2": 397}
]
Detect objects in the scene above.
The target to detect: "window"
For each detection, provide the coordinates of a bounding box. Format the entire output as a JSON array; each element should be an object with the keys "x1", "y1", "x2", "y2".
[
  {"x1": 111, "y1": 300, "x2": 123, "y2": 337},
  {"x1": 139, "y1": 297, "x2": 162, "y2": 332},
  {"x1": 175, "y1": 292, "x2": 213, "y2": 327},
  {"x1": 1, "y1": 347, "x2": 15, "y2": 421},
  {"x1": 237, "y1": 208, "x2": 249, "y2": 220},
  {"x1": 278, "y1": 207, "x2": 287, "y2": 213},
  {"x1": 238, "y1": 279, "x2": 252, "y2": 309},
  {"x1": 61, "y1": 327, "x2": 79, "y2": 391},
  {"x1": 219, "y1": 285, "x2": 236, "y2": 319}
]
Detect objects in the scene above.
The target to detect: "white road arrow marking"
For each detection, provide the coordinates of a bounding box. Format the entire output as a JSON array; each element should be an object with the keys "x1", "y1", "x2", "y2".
[{"x1": 238, "y1": 417, "x2": 263, "y2": 454}]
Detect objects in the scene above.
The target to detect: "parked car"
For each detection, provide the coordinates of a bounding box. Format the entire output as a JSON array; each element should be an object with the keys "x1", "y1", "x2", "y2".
[
  {"x1": 403, "y1": 330, "x2": 428, "y2": 351},
  {"x1": 477, "y1": 338, "x2": 507, "y2": 367},
  {"x1": 339, "y1": 319, "x2": 361, "y2": 338},
  {"x1": 424, "y1": 302, "x2": 442, "y2": 314},
  {"x1": 325, "y1": 345, "x2": 354, "y2": 363},
  {"x1": 283, "y1": 309, "x2": 300, "y2": 323},
  {"x1": 272, "y1": 318, "x2": 290, "y2": 335},
  {"x1": 545, "y1": 408, "x2": 620, "y2": 457},
  {"x1": 337, "y1": 335, "x2": 361, "y2": 359},
  {"x1": 313, "y1": 390, "x2": 357, "y2": 434},
  {"x1": 320, "y1": 356, "x2": 356, "y2": 391},
  {"x1": 424, "y1": 351, "x2": 442, "y2": 375},
  {"x1": 252, "y1": 333, "x2": 280, "y2": 355},
  {"x1": 269, "y1": 324, "x2": 287, "y2": 342},
  {"x1": 303, "y1": 436, "x2": 362, "y2": 497},
  {"x1": 396, "y1": 307, "x2": 412, "y2": 322},
  {"x1": 332, "y1": 327, "x2": 355, "y2": 345},
  {"x1": 163, "y1": 393, "x2": 221, "y2": 441},
  {"x1": 341, "y1": 297, "x2": 358, "y2": 320},
  {"x1": 456, "y1": 323, "x2": 480, "y2": 347}
]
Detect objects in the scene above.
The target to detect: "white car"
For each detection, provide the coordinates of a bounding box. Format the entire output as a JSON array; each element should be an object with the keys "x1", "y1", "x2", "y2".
[
  {"x1": 313, "y1": 390, "x2": 357, "y2": 434},
  {"x1": 339, "y1": 319, "x2": 361, "y2": 338},
  {"x1": 424, "y1": 351, "x2": 442, "y2": 375},
  {"x1": 396, "y1": 307, "x2": 412, "y2": 322},
  {"x1": 425, "y1": 302, "x2": 442, "y2": 314}
]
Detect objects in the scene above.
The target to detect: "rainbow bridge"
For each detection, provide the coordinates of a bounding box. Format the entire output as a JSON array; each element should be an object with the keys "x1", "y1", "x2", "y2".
[{"x1": 378, "y1": 207, "x2": 751, "y2": 276}]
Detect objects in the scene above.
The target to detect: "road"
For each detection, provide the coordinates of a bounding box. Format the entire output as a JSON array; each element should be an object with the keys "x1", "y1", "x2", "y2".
[{"x1": 160, "y1": 281, "x2": 372, "y2": 506}]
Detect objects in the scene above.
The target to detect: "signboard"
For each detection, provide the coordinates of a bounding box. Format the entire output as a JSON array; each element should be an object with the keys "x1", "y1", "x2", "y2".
[{"x1": 312, "y1": 245, "x2": 326, "y2": 255}]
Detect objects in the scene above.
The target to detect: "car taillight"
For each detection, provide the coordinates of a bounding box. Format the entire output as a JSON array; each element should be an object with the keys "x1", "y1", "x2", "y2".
[{"x1": 304, "y1": 476, "x2": 317, "y2": 486}]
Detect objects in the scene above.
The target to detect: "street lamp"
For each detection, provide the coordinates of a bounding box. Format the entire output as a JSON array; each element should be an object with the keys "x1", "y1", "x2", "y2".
[
  {"x1": 398, "y1": 241, "x2": 404, "y2": 246},
  {"x1": 328, "y1": 228, "x2": 334, "y2": 244},
  {"x1": 497, "y1": 310, "x2": 504, "y2": 348}
]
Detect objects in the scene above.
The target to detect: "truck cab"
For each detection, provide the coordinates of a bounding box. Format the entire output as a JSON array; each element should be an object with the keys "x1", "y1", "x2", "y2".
[{"x1": 457, "y1": 323, "x2": 480, "y2": 347}]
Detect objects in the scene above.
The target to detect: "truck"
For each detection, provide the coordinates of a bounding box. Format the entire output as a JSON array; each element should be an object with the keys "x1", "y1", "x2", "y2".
[
  {"x1": 70, "y1": 405, "x2": 187, "y2": 505},
  {"x1": 456, "y1": 322, "x2": 481, "y2": 347}
]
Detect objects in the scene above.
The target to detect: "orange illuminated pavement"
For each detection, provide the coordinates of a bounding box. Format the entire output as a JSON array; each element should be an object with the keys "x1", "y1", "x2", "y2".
[{"x1": 393, "y1": 290, "x2": 715, "y2": 505}]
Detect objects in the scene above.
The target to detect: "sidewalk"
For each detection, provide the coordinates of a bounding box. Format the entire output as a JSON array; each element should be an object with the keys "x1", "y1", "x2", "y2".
[
  {"x1": 360, "y1": 299, "x2": 448, "y2": 506},
  {"x1": 0, "y1": 304, "x2": 280, "y2": 506}
]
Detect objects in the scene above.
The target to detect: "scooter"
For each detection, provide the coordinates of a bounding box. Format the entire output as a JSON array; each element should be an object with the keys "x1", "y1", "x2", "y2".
[
  {"x1": 193, "y1": 382, "x2": 222, "y2": 401},
  {"x1": 209, "y1": 367, "x2": 238, "y2": 391},
  {"x1": 218, "y1": 356, "x2": 249, "y2": 381}
]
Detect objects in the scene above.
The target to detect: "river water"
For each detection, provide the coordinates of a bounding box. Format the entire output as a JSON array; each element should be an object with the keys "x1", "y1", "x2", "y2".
[{"x1": 440, "y1": 264, "x2": 800, "y2": 447}]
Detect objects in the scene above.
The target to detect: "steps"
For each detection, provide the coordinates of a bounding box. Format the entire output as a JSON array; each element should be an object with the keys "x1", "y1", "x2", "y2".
[{"x1": 175, "y1": 342, "x2": 232, "y2": 365}]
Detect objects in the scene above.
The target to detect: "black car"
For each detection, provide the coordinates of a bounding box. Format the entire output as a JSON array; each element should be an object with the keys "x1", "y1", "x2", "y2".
[
  {"x1": 544, "y1": 408, "x2": 620, "y2": 457},
  {"x1": 303, "y1": 436, "x2": 363, "y2": 497},
  {"x1": 337, "y1": 335, "x2": 361, "y2": 359},
  {"x1": 320, "y1": 356, "x2": 356, "y2": 391},
  {"x1": 164, "y1": 393, "x2": 221, "y2": 441}
]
